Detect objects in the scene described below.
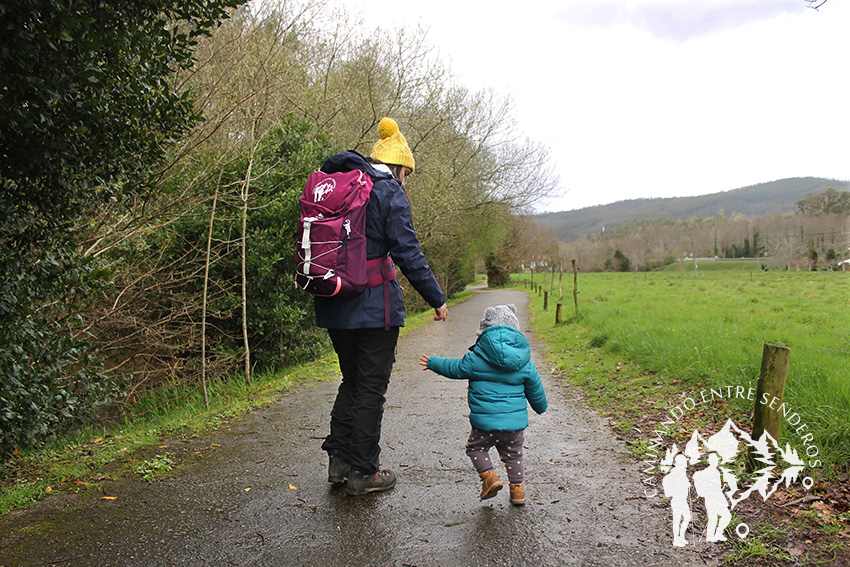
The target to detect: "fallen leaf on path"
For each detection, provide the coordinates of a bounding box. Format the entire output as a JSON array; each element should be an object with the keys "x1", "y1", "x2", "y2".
[
  {"x1": 289, "y1": 484, "x2": 297, "y2": 490},
  {"x1": 101, "y1": 496, "x2": 117, "y2": 500},
  {"x1": 244, "y1": 487, "x2": 251, "y2": 492}
]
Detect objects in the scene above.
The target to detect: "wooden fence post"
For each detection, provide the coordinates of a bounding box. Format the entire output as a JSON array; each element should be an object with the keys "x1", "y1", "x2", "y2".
[
  {"x1": 543, "y1": 291, "x2": 548, "y2": 311},
  {"x1": 558, "y1": 264, "x2": 564, "y2": 301},
  {"x1": 555, "y1": 302, "x2": 563, "y2": 324},
  {"x1": 749, "y1": 343, "x2": 790, "y2": 469},
  {"x1": 549, "y1": 264, "x2": 556, "y2": 299},
  {"x1": 571, "y1": 259, "x2": 579, "y2": 316}
]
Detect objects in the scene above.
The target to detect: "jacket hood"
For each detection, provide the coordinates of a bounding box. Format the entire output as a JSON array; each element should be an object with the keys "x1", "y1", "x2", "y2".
[
  {"x1": 321, "y1": 150, "x2": 393, "y2": 181},
  {"x1": 473, "y1": 325, "x2": 530, "y2": 371}
]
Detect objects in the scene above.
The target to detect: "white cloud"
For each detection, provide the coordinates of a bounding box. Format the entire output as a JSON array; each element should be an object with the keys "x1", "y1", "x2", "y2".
[{"x1": 559, "y1": 0, "x2": 805, "y2": 42}]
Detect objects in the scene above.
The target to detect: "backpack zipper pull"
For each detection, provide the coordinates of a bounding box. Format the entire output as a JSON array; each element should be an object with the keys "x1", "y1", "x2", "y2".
[{"x1": 343, "y1": 219, "x2": 351, "y2": 238}]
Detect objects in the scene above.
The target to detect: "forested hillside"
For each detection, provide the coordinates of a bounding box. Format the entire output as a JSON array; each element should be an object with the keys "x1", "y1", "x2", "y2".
[
  {"x1": 536, "y1": 177, "x2": 850, "y2": 242},
  {"x1": 528, "y1": 182, "x2": 850, "y2": 274}
]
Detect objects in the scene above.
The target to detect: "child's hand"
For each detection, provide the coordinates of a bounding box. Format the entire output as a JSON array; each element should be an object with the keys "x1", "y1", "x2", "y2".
[{"x1": 419, "y1": 354, "x2": 433, "y2": 370}]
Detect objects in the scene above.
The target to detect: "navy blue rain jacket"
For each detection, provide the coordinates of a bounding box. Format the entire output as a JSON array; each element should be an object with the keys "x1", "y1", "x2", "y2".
[{"x1": 313, "y1": 151, "x2": 446, "y2": 329}]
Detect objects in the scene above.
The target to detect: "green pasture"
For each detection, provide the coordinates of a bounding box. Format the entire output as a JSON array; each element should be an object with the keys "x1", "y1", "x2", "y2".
[{"x1": 518, "y1": 268, "x2": 850, "y2": 471}]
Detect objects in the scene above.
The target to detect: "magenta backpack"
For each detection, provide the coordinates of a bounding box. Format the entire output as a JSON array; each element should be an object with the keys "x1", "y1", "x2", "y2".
[{"x1": 295, "y1": 169, "x2": 396, "y2": 298}]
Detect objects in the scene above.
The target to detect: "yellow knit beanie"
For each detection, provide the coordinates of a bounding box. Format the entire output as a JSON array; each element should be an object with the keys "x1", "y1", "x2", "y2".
[{"x1": 370, "y1": 117, "x2": 415, "y2": 173}]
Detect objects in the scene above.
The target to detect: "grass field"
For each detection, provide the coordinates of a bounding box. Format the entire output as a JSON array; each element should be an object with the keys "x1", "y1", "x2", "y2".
[{"x1": 517, "y1": 266, "x2": 850, "y2": 472}]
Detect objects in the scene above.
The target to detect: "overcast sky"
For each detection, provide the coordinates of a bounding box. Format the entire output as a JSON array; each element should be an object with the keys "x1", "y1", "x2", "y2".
[{"x1": 332, "y1": 0, "x2": 850, "y2": 212}]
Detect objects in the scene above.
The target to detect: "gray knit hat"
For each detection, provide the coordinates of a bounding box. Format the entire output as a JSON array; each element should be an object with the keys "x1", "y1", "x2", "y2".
[{"x1": 477, "y1": 304, "x2": 520, "y2": 336}]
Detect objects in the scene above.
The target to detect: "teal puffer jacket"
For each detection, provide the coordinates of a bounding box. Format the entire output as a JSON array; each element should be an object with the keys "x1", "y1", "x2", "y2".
[{"x1": 426, "y1": 325, "x2": 548, "y2": 432}]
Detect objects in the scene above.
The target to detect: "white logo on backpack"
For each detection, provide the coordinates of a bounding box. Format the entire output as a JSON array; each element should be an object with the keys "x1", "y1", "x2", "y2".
[{"x1": 313, "y1": 178, "x2": 335, "y2": 202}]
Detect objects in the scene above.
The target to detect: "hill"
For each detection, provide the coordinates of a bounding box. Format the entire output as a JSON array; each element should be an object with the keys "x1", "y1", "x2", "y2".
[{"x1": 534, "y1": 177, "x2": 850, "y2": 242}]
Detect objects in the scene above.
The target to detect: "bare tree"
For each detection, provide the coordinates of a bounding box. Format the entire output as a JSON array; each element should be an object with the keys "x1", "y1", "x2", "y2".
[
  {"x1": 72, "y1": 3, "x2": 321, "y2": 395},
  {"x1": 201, "y1": 173, "x2": 224, "y2": 408}
]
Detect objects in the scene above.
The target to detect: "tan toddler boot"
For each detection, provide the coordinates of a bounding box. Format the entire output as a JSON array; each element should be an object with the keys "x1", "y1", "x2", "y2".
[
  {"x1": 509, "y1": 482, "x2": 525, "y2": 505},
  {"x1": 478, "y1": 470, "x2": 503, "y2": 500}
]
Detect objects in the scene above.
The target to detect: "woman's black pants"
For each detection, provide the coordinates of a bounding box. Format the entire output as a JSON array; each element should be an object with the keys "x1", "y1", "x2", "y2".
[{"x1": 321, "y1": 327, "x2": 399, "y2": 474}]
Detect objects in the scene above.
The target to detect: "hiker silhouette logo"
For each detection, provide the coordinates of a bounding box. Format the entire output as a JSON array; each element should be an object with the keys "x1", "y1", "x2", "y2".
[
  {"x1": 658, "y1": 419, "x2": 813, "y2": 548},
  {"x1": 312, "y1": 178, "x2": 335, "y2": 202}
]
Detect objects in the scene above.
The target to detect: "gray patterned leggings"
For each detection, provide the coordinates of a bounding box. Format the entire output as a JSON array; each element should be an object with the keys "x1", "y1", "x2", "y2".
[{"x1": 465, "y1": 428, "x2": 525, "y2": 484}]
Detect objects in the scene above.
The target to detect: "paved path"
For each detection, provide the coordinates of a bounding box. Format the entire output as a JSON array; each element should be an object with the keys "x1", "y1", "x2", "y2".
[{"x1": 0, "y1": 287, "x2": 716, "y2": 566}]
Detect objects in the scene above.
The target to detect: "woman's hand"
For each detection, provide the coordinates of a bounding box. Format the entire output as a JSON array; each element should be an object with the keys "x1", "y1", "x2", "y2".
[
  {"x1": 434, "y1": 304, "x2": 448, "y2": 321},
  {"x1": 419, "y1": 354, "x2": 432, "y2": 370}
]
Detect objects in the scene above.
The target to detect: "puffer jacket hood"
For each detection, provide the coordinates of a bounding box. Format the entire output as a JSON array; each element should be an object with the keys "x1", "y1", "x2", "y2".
[{"x1": 474, "y1": 325, "x2": 530, "y2": 372}]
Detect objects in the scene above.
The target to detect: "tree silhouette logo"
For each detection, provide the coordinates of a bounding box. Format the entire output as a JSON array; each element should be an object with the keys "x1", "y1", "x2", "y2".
[{"x1": 658, "y1": 419, "x2": 810, "y2": 547}]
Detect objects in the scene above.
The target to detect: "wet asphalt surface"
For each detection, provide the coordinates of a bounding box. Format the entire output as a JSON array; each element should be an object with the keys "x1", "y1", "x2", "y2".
[{"x1": 0, "y1": 286, "x2": 717, "y2": 567}]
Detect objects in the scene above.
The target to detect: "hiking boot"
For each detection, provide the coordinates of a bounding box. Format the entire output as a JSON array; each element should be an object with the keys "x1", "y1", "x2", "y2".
[
  {"x1": 479, "y1": 469, "x2": 503, "y2": 500},
  {"x1": 345, "y1": 468, "x2": 397, "y2": 495},
  {"x1": 328, "y1": 451, "x2": 350, "y2": 484},
  {"x1": 509, "y1": 482, "x2": 525, "y2": 505}
]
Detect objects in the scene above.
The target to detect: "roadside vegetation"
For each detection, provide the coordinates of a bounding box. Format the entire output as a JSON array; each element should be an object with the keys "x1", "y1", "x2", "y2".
[
  {"x1": 0, "y1": 292, "x2": 471, "y2": 516},
  {"x1": 0, "y1": 358, "x2": 329, "y2": 514}
]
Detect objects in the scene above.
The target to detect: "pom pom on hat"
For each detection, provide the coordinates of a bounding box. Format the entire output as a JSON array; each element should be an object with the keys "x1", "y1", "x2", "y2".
[
  {"x1": 378, "y1": 117, "x2": 400, "y2": 139},
  {"x1": 371, "y1": 117, "x2": 415, "y2": 173},
  {"x1": 477, "y1": 304, "x2": 520, "y2": 336}
]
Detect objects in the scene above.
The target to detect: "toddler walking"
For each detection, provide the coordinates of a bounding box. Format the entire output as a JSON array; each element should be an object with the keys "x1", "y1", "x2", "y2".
[{"x1": 420, "y1": 304, "x2": 547, "y2": 505}]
